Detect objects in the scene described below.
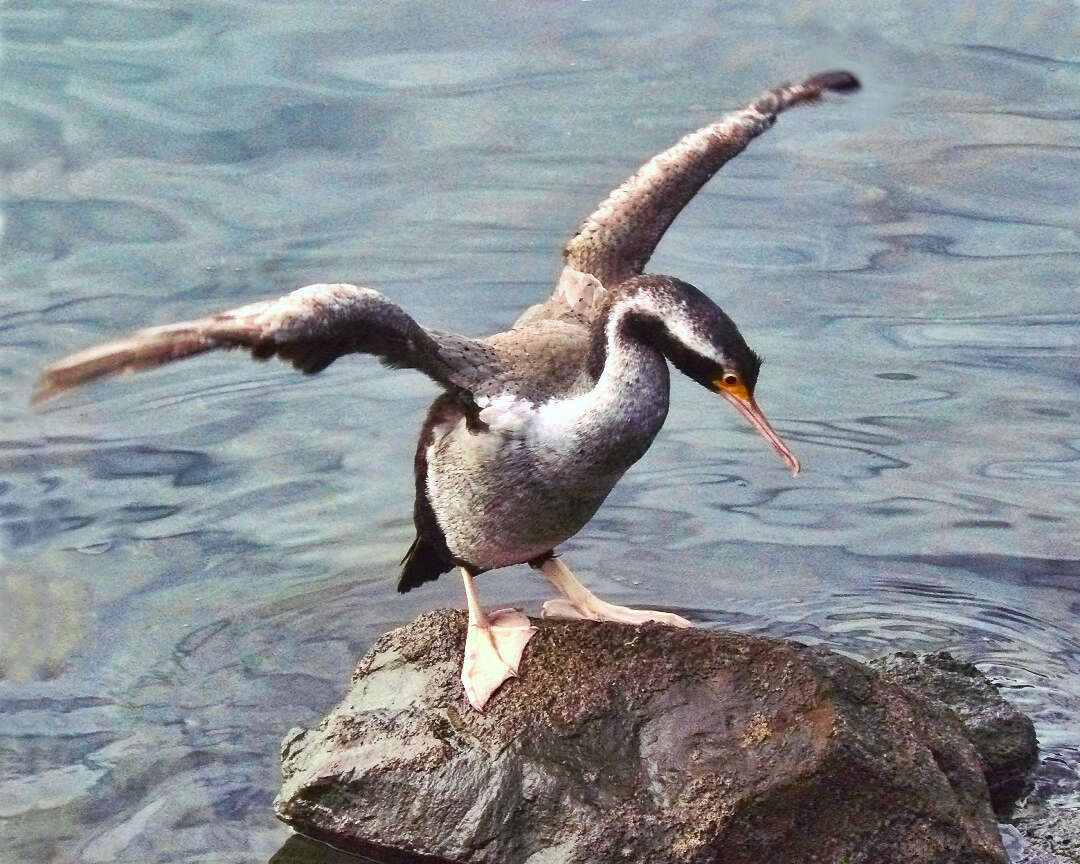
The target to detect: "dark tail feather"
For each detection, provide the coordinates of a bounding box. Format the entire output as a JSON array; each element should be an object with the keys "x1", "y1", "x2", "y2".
[{"x1": 398, "y1": 534, "x2": 454, "y2": 593}]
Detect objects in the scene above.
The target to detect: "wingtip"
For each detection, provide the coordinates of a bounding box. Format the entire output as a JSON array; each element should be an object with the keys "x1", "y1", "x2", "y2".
[
  {"x1": 804, "y1": 69, "x2": 861, "y2": 93},
  {"x1": 30, "y1": 372, "x2": 65, "y2": 406}
]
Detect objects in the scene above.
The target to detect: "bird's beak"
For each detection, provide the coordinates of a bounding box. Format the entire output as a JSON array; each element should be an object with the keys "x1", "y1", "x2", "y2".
[{"x1": 715, "y1": 379, "x2": 801, "y2": 476}]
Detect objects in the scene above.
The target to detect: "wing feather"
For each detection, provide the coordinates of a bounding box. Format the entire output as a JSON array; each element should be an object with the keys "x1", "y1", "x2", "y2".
[
  {"x1": 552, "y1": 70, "x2": 860, "y2": 317},
  {"x1": 34, "y1": 283, "x2": 500, "y2": 403}
]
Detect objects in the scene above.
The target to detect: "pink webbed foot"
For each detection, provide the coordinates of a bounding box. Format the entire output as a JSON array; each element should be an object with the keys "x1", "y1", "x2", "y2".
[
  {"x1": 541, "y1": 597, "x2": 692, "y2": 628},
  {"x1": 536, "y1": 556, "x2": 692, "y2": 629},
  {"x1": 461, "y1": 608, "x2": 537, "y2": 711}
]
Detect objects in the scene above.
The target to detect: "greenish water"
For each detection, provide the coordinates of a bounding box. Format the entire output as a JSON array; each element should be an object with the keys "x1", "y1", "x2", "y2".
[{"x1": 1, "y1": 2, "x2": 1078, "y2": 862}]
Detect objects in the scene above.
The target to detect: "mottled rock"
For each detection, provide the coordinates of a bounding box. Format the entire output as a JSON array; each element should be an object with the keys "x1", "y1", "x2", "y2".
[
  {"x1": 274, "y1": 610, "x2": 1011, "y2": 864},
  {"x1": 1004, "y1": 804, "x2": 1080, "y2": 864},
  {"x1": 1022, "y1": 806, "x2": 1080, "y2": 863},
  {"x1": 1005, "y1": 752, "x2": 1080, "y2": 864},
  {"x1": 872, "y1": 651, "x2": 1038, "y2": 817}
]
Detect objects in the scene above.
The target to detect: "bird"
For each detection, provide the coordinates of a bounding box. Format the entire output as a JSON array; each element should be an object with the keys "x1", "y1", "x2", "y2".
[{"x1": 35, "y1": 70, "x2": 859, "y2": 711}]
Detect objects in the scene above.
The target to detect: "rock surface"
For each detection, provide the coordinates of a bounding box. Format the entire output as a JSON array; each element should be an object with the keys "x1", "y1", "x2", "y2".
[
  {"x1": 871, "y1": 651, "x2": 1039, "y2": 817},
  {"x1": 1003, "y1": 804, "x2": 1080, "y2": 864},
  {"x1": 274, "y1": 610, "x2": 1018, "y2": 864}
]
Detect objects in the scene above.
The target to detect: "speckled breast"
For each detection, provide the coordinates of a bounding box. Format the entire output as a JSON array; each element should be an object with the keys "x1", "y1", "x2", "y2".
[
  {"x1": 425, "y1": 405, "x2": 664, "y2": 572},
  {"x1": 425, "y1": 428, "x2": 611, "y2": 571}
]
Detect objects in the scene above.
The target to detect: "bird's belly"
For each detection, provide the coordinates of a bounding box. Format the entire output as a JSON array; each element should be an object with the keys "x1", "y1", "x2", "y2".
[{"x1": 426, "y1": 429, "x2": 621, "y2": 571}]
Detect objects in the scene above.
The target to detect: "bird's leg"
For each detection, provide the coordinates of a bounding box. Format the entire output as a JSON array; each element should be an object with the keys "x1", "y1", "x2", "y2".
[
  {"x1": 460, "y1": 567, "x2": 537, "y2": 711},
  {"x1": 535, "y1": 556, "x2": 692, "y2": 628}
]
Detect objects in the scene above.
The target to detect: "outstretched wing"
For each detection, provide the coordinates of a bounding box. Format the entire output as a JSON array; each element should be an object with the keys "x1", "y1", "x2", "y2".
[
  {"x1": 34, "y1": 283, "x2": 502, "y2": 404},
  {"x1": 544, "y1": 70, "x2": 859, "y2": 320}
]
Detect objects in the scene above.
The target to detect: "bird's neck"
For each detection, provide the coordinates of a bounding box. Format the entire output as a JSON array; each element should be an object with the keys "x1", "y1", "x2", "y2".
[{"x1": 574, "y1": 297, "x2": 671, "y2": 468}]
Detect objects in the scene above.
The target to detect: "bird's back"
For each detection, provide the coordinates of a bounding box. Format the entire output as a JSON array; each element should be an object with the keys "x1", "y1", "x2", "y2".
[{"x1": 478, "y1": 315, "x2": 596, "y2": 403}]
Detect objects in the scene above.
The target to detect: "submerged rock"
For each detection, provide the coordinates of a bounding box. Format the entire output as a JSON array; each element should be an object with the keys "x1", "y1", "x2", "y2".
[{"x1": 274, "y1": 610, "x2": 1014, "y2": 864}]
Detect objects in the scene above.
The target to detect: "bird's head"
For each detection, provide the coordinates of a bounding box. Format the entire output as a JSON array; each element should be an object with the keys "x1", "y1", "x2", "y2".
[{"x1": 613, "y1": 275, "x2": 801, "y2": 475}]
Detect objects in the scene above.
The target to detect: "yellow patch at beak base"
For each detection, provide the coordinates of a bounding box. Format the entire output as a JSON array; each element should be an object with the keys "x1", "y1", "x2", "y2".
[{"x1": 714, "y1": 377, "x2": 750, "y2": 403}]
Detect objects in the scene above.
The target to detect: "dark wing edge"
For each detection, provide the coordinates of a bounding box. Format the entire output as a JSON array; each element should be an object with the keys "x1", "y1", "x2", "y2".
[
  {"x1": 557, "y1": 69, "x2": 861, "y2": 299},
  {"x1": 33, "y1": 283, "x2": 495, "y2": 404},
  {"x1": 397, "y1": 395, "x2": 463, "y2": 593}
]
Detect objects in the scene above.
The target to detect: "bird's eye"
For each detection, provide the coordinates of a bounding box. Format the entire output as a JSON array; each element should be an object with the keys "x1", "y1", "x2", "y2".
[{"x1": 722, "y1": 374, "x2": 738, "y2": 387}]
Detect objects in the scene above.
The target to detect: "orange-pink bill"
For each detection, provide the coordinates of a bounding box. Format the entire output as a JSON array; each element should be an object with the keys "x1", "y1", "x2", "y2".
[{"x1": 717, "y1": 387, "x2": 801, "y2": 476}]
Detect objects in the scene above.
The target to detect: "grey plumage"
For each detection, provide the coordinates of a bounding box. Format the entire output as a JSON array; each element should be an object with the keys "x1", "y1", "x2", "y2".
[{"x1": 35, "y1": 71, "x2": 859, "y2": 595}]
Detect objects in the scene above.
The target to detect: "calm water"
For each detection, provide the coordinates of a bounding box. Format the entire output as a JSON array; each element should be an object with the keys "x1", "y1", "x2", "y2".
[{"x1": 2, "y1": 1, "x2": 1078, "y2": 862}]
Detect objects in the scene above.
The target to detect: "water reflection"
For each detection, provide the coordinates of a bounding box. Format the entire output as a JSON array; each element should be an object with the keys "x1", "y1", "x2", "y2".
[{"x1": 2, "y1": 0, "x2": 1079, "y2": 861}]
